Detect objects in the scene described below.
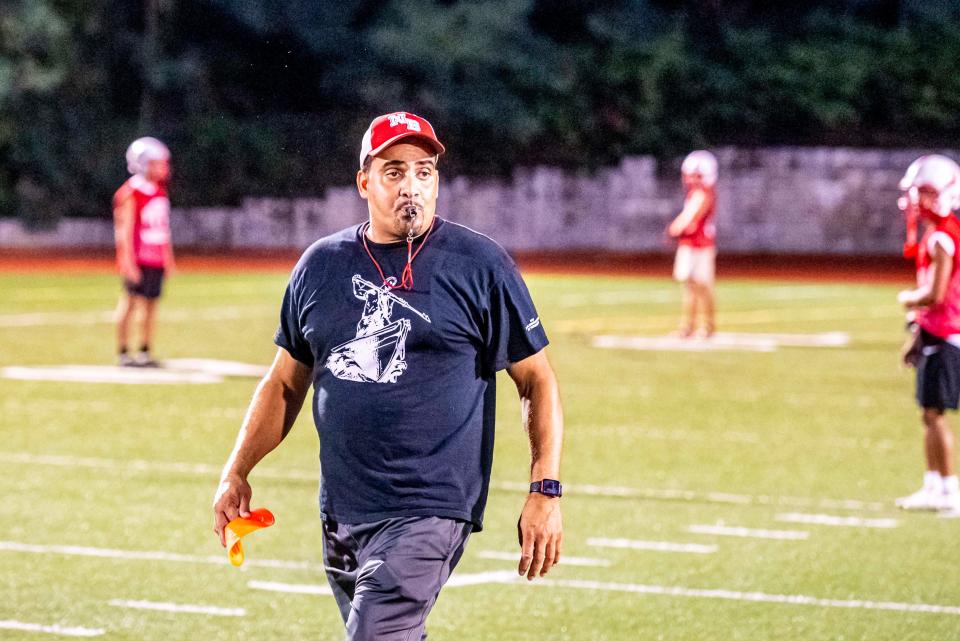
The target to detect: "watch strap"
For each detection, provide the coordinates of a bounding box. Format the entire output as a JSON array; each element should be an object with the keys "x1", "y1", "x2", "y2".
[{"x1": 530, "y1": 479, "x2": 563, "y2": 497}]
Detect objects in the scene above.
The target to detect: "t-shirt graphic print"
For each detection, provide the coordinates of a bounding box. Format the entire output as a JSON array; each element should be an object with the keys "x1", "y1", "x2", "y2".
[{"x1": 326, "y1": 275, "x2": 432, "y2": 383}]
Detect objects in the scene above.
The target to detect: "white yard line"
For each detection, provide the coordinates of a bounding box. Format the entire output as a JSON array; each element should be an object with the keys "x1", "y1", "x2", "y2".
[
  {"x1": 248, "y1": 581, "x2": 333, "y2": 595},
  {"x1": 776, "y1": 513, "x2": 899, "y2": 529},
  {"x1": 491, "y1": 479, "x2": 887, "y2": 512},
  {"x1": 252, "y1": 572, "x2": 960, "y2": 617},
  {"x1": 587, "y1": 537, "x2": 717, "y2": 555},
  {"x1": 446, "y1": 570, "x2": 522, "y2": 587},
  {"x1": 0, "y1": 305, "x2": 273, "y2": 328},
  {"x1": 107, "y1": 600, "x2": 244, "y2": 617},
  {"x1": 0, "y1": 541, "x2": 320, "y2": 571},
  {"x1": 248, "y1": 571, "x2": 520, "y2": 596},
  {"x1": 688, "y1": 524, "x2": 809, "y2": 540},
  {"x1": 0, "y1": 451, "x2": 887, "y2": 512},
  {"x1": 476, "y1": 550, "x2": 611, "y2": 567},
  {"x1": 0, "y1": 620, "x2": 104, "y2": 637},
  {"x1": 532, "y1": 578, "x2": 960, "y2": 615}
]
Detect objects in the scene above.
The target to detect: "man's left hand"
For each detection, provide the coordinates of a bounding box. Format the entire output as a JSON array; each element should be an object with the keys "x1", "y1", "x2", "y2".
[{"x1": 517, "y1": 493, "x2": 563, "y2": 581}]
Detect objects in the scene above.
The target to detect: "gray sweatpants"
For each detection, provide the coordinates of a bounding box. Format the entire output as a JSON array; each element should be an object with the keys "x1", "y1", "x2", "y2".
[{"x1": 321, "y1": 516, "x2": 473, "y2": 641}]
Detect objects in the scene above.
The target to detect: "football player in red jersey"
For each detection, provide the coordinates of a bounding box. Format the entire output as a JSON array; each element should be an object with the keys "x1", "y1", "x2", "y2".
[
  {"x1": 113, "y1": 137, "x2": 175, "y2": 367},
  {"x1": 668, "y1": 150, "x2": 718, "y2": 338},
  {"x1": 895, "y1": 154, "x2": 960, "y2": 517}
]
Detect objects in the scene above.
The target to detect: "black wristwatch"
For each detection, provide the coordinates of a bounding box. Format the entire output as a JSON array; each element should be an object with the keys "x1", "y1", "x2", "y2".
[{"x1": 530, "y1": 479, "x2": 563, "y2": 497}]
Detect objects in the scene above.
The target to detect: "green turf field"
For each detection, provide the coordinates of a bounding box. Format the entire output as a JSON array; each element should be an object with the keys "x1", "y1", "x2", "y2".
[{"x1": 1, "y1": 268, "x2": 958, "y2": 641}]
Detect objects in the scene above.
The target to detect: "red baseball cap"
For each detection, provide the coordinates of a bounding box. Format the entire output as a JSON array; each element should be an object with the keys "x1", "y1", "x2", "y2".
[{"x1": 359, "y1": 112, "x2": 445, "y2": 169}]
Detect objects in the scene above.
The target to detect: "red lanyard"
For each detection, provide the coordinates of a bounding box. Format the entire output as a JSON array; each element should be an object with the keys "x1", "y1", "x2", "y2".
[{"x1": 361, "y1": 217, "x2": 436, "y2": 290}]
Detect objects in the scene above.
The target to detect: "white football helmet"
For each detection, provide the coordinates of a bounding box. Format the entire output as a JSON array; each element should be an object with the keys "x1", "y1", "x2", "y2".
[
  {"x1": 126, "y1": 137, "x2": 170, "y2": 176},
  {"x1": 681, "y1": 150, "x2": 718, "y2": 187},
  {"x1": 899, "y1": 154, "x2": 960, "y2": 217}
]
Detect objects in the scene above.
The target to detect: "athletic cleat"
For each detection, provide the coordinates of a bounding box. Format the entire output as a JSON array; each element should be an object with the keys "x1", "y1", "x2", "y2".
[
  {"x1": 895, "y1": 488, "x2": 940, "y2": 511},
  {"x1": 118, "y1": 353, "x2": 136, "y2": 367},
  {"x1": 935, "y1": 492, "x2": 960, "y2": 513},
  {"x1": 672, "y1": 327, "x2": 696, "y2": 339},
  {"x1": 939, "y1": 507, "x2": 960, "y2": 519},
  {"x1": 135, "y1": 351, "x2": 159, "y2": 368}
]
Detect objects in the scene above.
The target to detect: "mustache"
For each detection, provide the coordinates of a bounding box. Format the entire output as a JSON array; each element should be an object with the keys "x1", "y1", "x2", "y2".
[{"x1": 397, "y1": 202, "x2": 423, "y2": 218}]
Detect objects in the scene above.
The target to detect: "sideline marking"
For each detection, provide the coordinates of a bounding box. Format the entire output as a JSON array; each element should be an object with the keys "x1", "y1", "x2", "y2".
[
  {"x1": 688, "y1": 524, "x2": 809, "y2": 540},
  {"x1": 0, "y1": 451, "x2": 888, "y2": 512},
  {"x1": 533, "y1": 578, "x2": 960, "y2": 615},
  {"x1": 107, "y1": 600, "x2": 244, "y2": 617},
  {"x1": 776, "y1": 512, "x2": 899, "y2": 529},
  {"x1": 476, "y1": 550, "x2": 611, "y2": 567},
  {"x1": 587, "y1": 538, "x2": 717, "y2": 555},
  {"x1": 0, "y1": 620, "x2": 104, "y2": 637},
  {"x1": 0, "y1": 541, "x2": 320, "y2": 571}
]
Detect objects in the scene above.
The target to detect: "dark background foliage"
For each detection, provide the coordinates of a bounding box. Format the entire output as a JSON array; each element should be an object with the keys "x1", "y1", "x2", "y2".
[{"x1": 2, "y1": 0, "x2": 959, "y2": 224}]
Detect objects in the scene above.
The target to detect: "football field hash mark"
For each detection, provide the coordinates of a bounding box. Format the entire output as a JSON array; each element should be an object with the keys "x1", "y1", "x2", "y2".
[
  {"x1": 775, "y1": 512, "x2": 899, "y2": 528},
  {"x1": 587, "y1": 538, "x2": 718, "y2": 554},
  {"x1": 687, "y1": 524, "x2": 810, "y2": 540},
  {"x1": 107, "y1": 600, "x2": 245, "y2": 617},
  {"x1": 0, "y1": 620, "x2": 105, "y2": 637}
]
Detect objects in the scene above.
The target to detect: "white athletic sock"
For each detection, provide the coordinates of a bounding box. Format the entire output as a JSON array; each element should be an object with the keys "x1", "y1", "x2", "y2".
[
  {"x1": 924, "y1": 470, "x2": 943, "y2": 493},
  {"x1": 943, "y1": 475, "x2": 959, "y2": 496}
]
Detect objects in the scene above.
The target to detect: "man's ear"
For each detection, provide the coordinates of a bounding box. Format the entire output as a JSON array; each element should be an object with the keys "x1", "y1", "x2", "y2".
[{"x1": 356, "y1": 169, "x2": 368, "y2": 199}]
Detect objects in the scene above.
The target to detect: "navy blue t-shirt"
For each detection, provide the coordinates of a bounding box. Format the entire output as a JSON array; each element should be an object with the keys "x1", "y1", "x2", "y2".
[{"x1": 274, "y1": 217, "x2": 548, "y2": 530}]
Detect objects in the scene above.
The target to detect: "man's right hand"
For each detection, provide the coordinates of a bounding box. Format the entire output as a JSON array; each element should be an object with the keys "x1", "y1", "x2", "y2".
[{"x1": 213, "y1": 475, "x2": 252, "y2": 547}]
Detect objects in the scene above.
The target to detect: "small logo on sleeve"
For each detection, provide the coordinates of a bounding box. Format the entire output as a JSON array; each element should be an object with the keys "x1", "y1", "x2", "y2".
[{"x1": 525, "y1": 317, "x2": 541, "y2": 332}]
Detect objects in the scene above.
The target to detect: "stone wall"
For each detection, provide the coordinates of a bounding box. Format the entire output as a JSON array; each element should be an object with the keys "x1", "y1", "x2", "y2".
[{"x1": 1, "y1": 147, "x2": 950, "y2": 255}]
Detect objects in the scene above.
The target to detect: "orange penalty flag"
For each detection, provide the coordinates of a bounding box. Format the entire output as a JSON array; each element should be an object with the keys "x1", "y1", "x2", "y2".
[{"x1": 225, "y1": 508, "x2": 275, "y2": 567}]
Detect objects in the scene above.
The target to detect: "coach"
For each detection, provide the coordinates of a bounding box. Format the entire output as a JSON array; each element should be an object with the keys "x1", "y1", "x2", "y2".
[{"x1": 212, "y1": 111, "x2": 564, "y2": 640}]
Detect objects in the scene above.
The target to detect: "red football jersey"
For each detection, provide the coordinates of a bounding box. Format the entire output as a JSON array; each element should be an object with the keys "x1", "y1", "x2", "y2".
[
  {"x1": 916, "y1": 215, "x2": 960, "y2": 338},
  {"x1": 678, "y1": 186, "x2": 716, "y2": 248},
  {"x1": 114, "y1": 175, "x2": 171, "y2": 268}
]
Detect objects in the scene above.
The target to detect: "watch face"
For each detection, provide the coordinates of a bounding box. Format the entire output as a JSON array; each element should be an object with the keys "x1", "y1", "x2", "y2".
[{"x1": 541, "y1": 479, "x2": 562, "y2": 496}]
